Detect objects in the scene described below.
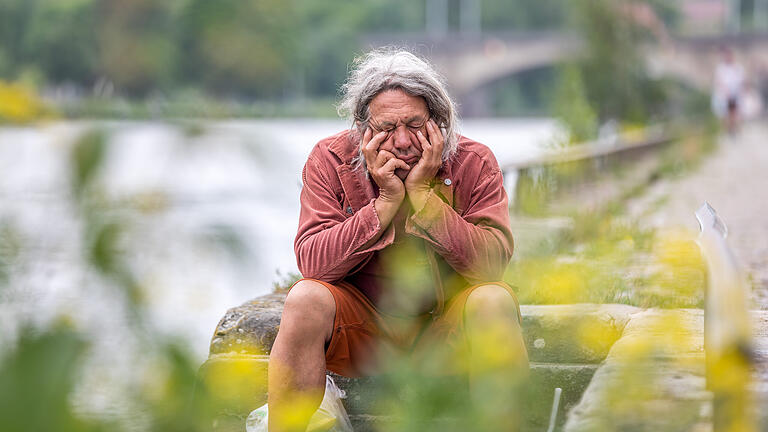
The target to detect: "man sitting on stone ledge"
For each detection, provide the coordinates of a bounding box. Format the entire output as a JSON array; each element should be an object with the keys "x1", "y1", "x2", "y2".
[{"x1": 268, "y1": 48, "x2": 528, "y2": 431}]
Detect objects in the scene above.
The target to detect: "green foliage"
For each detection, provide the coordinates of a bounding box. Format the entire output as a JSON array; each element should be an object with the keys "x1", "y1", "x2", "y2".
[
  {"x1": 507, "y1": 205, "x2": 706, "y2": 308},
  {"x1": 572, "y1": 0, "x2": 648, "y2": 122},
  {"x1": 0, "y1": 325, "x2": 104, "y2": 432},
  {"x1": 24, "y1": 0, "x2": 99, "y2": 85},
  {"x1": 272, "y1": 270, "x2": 303, "y2": 293},
  {"x1": 97, "y1": 0, "x2": 180, "y2": 94},
  {"x1": 178, "y1": 0, "x2": 299, "y2": 97},
  {"x1": 0, "y1": 220, "x2": 21, "y2": 286},
  {"x1": 0, "y1": 0, "x2": 430, "y2": 98},
  {"x1": 0, "y1": 127, "x2": 234, "y2": 431},
  {"x1": 508, "y1": 129, "x2": 719, "y2": 308},
  {"x1": 552, "y1": 64, "x2": 598, "y2": 142},
  {"x1": 88, "y1": 221, "x2": 124, "y2": 277},
  {"x1": 140, "y1": 342, "x2": 218, "y2": 432},
  {"x1": 0, "y1": 0, "x2": 590, "y2": 103},
  {"x1": 515, "y1": 161, "x2": 592, "y2": 216},
  {"x1": 564, "y1": 0, "x2": 674, "y2": 125},
  {"x1": 70, "y1": 129, "x2": 106, "y2": 197}
]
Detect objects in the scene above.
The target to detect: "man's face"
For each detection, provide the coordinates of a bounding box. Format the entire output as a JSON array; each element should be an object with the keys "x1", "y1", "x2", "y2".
[{"x1": 367, "y1": 88, "x2": 430, "y2": 180}]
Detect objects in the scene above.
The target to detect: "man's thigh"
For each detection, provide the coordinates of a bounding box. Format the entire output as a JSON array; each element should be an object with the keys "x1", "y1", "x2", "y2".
[
  {"x1": 290, "y1": 278, "x2": 381, "y2": 378},
  {"x1": 412, "y1": 281, "x2": 522, "y2": 374}
]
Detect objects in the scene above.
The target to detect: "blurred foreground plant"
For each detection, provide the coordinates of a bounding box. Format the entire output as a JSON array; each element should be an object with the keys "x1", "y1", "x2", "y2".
[{"x1": 0, "y1": 128, "x2": 231, "y2": 431}]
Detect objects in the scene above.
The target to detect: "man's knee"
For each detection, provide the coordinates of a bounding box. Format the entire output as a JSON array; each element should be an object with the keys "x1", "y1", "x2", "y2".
[
  {"x1": 465, "y1": 284, "x2": 529, "y2": 369},
  {"x1": 284, "y1": 279, "x2": 336, "y2": 320},
  {"x1": 465, "y1": 284, "x2": 520, "y2": 324},
  {"x1": 281, "y1": 279, "x2": 336, "y2": 339}
]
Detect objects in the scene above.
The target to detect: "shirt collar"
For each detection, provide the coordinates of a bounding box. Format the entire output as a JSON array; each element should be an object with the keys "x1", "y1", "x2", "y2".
[{"x1": 327, "y1": 129, "x2": 359, "y2": 165}]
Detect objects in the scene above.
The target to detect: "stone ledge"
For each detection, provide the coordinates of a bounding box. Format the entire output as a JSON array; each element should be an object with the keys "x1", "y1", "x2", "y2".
[
  {"x1": 209, "y1": 294, "x2": 641, "y2": 364},
  {"x1": 204, "y1": 305, "x2": 768, "y2": 431},
  {"x1": 563, "y1": 308, "x2": 709, "y2": 432},
  {"x1": 520, "y1": 303, "x2": 641, "y2": 363}
]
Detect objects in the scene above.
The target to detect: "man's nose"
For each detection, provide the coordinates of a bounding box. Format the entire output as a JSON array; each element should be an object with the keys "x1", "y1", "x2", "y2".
[{"x1": 392, "y1": 126, "x2": 412, "y2": 150}]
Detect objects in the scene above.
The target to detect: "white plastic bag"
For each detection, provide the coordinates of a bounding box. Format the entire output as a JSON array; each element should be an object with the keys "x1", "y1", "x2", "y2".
[{"x1": 246, "y1": 375, "x2": 353, "y2": 432}]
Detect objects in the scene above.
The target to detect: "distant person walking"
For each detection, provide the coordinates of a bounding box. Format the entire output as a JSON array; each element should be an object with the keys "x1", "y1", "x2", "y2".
[{"x1": 712, "y1": 47, "x2": 745, "y2": 133}]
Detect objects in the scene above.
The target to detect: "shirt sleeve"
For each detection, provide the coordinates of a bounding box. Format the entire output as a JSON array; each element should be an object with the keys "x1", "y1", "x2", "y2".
[
  {"x1": 404, "y1": 169, "x2": 513, "y2": 284},
  {"x1": 294, "y1": 155, "x2": 395, "y2": 282}
]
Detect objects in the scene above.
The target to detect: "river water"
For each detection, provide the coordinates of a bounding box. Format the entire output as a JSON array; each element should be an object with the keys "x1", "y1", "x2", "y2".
[{"x1": 0, "y1": 118, "x2": 557, "y2": 419}]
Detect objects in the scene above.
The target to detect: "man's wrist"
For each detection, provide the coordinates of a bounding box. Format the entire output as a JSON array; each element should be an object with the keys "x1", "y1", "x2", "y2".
[
  {"x1": 406, "y1": 185, "x2": 431, "y2": 211},
  {"x1": 374, "y1": 195, "x2": 402, "y2": 228}
]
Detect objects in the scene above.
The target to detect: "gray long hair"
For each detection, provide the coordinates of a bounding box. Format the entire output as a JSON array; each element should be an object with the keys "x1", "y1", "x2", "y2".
[{"x1": 337, "y1": 48, "x2": 460, "y2": 171}]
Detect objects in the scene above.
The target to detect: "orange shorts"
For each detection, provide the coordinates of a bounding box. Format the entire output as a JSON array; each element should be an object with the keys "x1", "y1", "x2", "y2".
[{"x1": 290, "y1": 278, "x2": 522, "y2": 377}]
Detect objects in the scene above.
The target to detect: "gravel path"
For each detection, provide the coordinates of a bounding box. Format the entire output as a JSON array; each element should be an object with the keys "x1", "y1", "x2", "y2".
[{"x1": 627, "y1": 122, "x2": 768, "y2": 309}]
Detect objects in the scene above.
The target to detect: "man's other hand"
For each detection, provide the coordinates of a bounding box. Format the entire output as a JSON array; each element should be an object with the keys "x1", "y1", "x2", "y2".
[
  {"x1": 362, "y1": 128, "x2": 409, "y2": 203},
  {"x1": 405, "y1": 119, "x2": 444, "y2": 210},
  {"x1": 362, "y1": 128, "x2": 408, "y2": 228}
]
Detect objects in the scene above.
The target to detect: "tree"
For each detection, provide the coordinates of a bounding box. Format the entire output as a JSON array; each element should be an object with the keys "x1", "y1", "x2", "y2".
[
  {"x1": 177, "y1": 0, "x2": 299, "y2": 98},
  {"x1": 95, "y1": 0, "x2": 180, "y2": 95}
]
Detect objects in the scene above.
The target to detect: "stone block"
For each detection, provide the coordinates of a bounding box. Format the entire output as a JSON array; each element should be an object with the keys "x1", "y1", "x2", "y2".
[
  {"x1": 210, "y1": 295, "x2": 640, "y2": 364},
  {"x1": 210, "y1": 293, "x2": 286, "y2": 355},
  {"x1": 563, "y1": 308, "x2": 709, "y2": 432},
  {"x1": 199, "y1": 354, "x2": 269, "y2": 416},
  {"x1": 520, "y1": 304, "x2": 641, "y2": 363}
]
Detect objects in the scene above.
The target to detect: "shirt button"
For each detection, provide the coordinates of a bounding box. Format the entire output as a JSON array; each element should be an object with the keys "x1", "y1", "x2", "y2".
[
  {"x1": 346, "y1": 206, "x2": 354, "y2": 214},
  {"x1": 443, "y1": 178, "x2": 452, "y2": 186}
]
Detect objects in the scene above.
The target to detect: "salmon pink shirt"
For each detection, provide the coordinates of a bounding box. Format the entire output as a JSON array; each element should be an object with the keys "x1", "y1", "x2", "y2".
[{"x1": 294, "y1": 130, "x2": 514, "y2": 317}]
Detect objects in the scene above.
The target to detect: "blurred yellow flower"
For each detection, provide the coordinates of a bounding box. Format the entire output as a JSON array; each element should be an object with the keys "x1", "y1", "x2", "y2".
[
  {"x1": 537, "y1": 265, "x2": 585, "y2": 303},
  {"x1": 0, "y1": 80, "x2": 47, "y2": 123}
]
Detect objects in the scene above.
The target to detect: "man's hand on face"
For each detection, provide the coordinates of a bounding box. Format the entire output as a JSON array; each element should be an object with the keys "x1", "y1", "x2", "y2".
[
  {"x1": 404, "y1": 119, "x2": 444, "y2": 210},
  {"x1": 362, "y1": 128, "x2": 410, "y2": 227},
  {"x1": 363, "y1": 127, "x2": 410, "y2": 202}
]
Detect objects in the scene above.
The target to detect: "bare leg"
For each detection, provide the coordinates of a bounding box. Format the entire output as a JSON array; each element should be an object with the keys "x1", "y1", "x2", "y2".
[
  {"x1": 268, "y1": 280, "x2": 336, "y2": 432},
  {"x1": 464, "y1": 284, "x2": 529, "y2": 431}
]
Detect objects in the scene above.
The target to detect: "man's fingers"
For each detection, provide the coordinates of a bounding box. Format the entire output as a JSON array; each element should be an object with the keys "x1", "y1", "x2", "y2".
[
  {"x1": 362, "y1": 130, "x2": 386, "y2": 167},
  {"x1": 366, "y1": 131, "x2": 387, "y2": 153},
  {"x1": 416, "y1": 130, "x2": 432, "y2": 157},
  {"x1": 375, "y1": 149, "x2": 394, "y2": 167},
  {"x1": 378, "y1": 150, "x2": 396, "y2": 160},
  {"x1": 383, "y1": 156, "x2": 409, "y2": 173},
  {"x1": 427, "y1": 120, "x2": 444, "y2": 150}
]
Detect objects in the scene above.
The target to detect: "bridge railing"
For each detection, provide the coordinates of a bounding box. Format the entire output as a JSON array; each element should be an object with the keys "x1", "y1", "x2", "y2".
[
  {"x1": 695, "y1": 203, "x2": 756, "y2": 432},
  {"x1": 500, "y1": 123, "x2": 677, "y2": 212}
]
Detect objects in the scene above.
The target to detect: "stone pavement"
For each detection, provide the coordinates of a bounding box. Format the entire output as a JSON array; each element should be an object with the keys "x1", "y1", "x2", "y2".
[{"x1": 627, "y1": 122, "x2": 768, "y2": 309}]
